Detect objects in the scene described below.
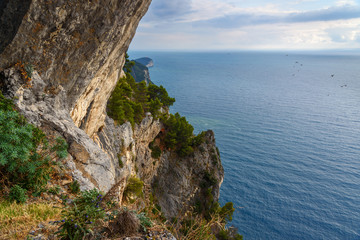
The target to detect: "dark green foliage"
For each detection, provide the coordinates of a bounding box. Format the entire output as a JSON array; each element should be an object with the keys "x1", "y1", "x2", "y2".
[
  {"x1": 0, "y1": 91, "x2": 68, "y2": 193},
  {"x1": 0, "y1": 92, "x2": 14, "y2": 111},
  {"x1": 192, "y1": 131, "x2": 206, "y2": 147},
  {"x1": 160, "y1": 113, "x2": 208, "y2": 157},
  {"x1": 24, "y1": 63, "x2": 34, "y2": 78},
  {"x1": 217, "y1": 229, "x2": 243, "y2": 240},
  {"x1": 56, "y1": 189, "x2": 106, "y2": 240},
  {"x1": 148, "y1": 97, "x2": 162, "y2": 118},
  {"x1": 9, "y1": 185, "x2": 27, "y2": 203},
  {"x1": 107, "y1": 74, "x2": 136, "y2": 126},
  {"x1": 123, "y1": 177, "x2": 144, "y2": 200},
  {"x1": 218, "y1": 229, "x2": 230, "y2": 240},
  {"x1": 48, "y1": 185, "x2": 61, "y2": 195},
  {"x1": 52, "y1": 137, "x2": 68, "y2": 159},
  {"x1": 147, "y1": 84, "x2": 175, "y2": 108},
  {"x1": 149, "y1": 141, "x2": 162, "y2": 159},
  {"x1": 235, "y1": 234, "x2": 243, "y2": 240},
  {"x1": 151, "y1": 145, "x2": 161, "y2": 159},
  {"x1": 69, "y1": 180, "x2": 80, "y2": 194},
  {"x1": 219, "y1": 202, "x2": 235, "y2": 223},
  {"x1": 107, "y1": 53, "x2": 175, "y2": 125},
  {"x1": 137, "y1": 212, "x2": 153, "y2": 232},
  {"x1": 162, "y1": 113, "x2": 194, "y2": 157},
  {"x1": 0, "y1": 110, "x2": 34, "y2": 169},
  {"x1": 124, "y1": 53, "x2": 135, "y2": 73},
  {"x1": 201, "y1": 171, "x2": 217, "y2": 189}
]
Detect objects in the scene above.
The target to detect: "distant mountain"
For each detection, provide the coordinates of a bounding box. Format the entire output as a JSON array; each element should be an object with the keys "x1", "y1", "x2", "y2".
[
  {"x1": 130, "y1": 59, "x2": 153, "y2": 84},
  {"x1": 134, "y1": 57, "x2": 154, "y2": 68}
]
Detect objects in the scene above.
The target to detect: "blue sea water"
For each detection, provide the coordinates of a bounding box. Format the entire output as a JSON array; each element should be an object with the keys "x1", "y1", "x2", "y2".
[{"x1": 129, "y1": 50, "x2": 360, "y2": 240}]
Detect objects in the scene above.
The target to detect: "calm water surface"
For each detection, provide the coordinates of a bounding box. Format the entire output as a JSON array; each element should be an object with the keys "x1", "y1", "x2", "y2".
[{"x1": 129, "y1": 51, "x2": 360, "y2": 240}]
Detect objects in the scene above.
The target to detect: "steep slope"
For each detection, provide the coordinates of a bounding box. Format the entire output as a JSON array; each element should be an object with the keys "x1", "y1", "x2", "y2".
[
  {"x1": 0, "y1": 0, "x2": 224, "y2": 220},
  {"x1": 0, "y1": 0, "x2": 151, "y2": 136},
  {"x1": 0, "y1": 0, "x2": 152, "y2": 192}
]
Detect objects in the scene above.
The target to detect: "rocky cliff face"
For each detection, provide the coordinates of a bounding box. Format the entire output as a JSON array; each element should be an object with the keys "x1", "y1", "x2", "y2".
[
  {"x1": 0, "y1": 0, "x2": 224, "y2": 219},
  {"x1": 0, "y1": 0, "x2": 152, "y2": 192},
  {"x1": 0, "y1": 0, "x2": 151, "y2": 137}
]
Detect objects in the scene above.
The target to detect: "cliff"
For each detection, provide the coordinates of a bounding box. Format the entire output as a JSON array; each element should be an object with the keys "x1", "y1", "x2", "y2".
[
  {"x1": 0, "y1": 0, "x2": 224, "y2": 221},
  {"x1": 130, "y1": 59, "x2": 153, "y2": 84},
  {"x1": 135, "y1": 57, "x2": 154, "y2": 68}
]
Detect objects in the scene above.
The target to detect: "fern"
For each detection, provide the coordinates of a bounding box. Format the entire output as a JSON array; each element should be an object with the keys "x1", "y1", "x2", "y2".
[{"x1": 0, "y1": 91, "x2": 69, "y2": 193}]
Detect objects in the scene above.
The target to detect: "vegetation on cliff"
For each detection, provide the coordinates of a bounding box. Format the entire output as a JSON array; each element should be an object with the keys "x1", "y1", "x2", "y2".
[
  {"x1": 107, "y1": 55, "x2": 174, "y2": 126},
  {"x1": 106, "y1": 55, "x2": 243, "y2": 239},
  {"x1": 0, "y1": 91, "x2": 68, "y2": 198}
]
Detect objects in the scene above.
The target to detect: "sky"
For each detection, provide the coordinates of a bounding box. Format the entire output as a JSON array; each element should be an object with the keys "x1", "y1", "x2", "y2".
[{"x1": 129, "y1": 0, "x2": 360, "y2": 51}]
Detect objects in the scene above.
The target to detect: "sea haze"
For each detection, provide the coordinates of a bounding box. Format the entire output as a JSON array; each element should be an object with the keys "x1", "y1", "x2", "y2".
[{"x1": 129, "y1": 50, "x2": 360, "y2": 240}]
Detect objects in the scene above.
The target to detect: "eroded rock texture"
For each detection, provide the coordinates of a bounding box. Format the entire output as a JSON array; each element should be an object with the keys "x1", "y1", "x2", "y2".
[
  {"x1": 0, "y1": 0, "x2": 151, "y2": 192},
  {"x1": 0, "y1": 0, "x2": 224, "y2": 218},
  {"x1": 0, "y1": 0, "x2": 151, "y2": 136}
]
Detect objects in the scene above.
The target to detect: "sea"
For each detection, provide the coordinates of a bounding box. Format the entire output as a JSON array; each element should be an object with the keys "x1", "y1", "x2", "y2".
[{"x1": 128, "y1": 50, "x2": 360, "y2": 240}]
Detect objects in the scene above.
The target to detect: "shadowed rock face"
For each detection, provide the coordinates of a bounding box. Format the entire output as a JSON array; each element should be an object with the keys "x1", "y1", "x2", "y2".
[
  {"x1": 0, "y1": 0, "x2": 225, "y2": 218},
  {"x1": 0, "y1": 0, "x2": 151, "y2": 136},
  {"x1": 0, "y1": 0, "x2": 32, "y2": 53},
  {"x1": 0, "y1": 0, "x2": 152, "y2": 192}
]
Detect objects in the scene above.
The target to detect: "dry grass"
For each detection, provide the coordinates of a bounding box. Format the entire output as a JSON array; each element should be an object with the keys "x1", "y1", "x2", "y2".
[{"x1": 0, "y1": 200, "x2": 61, "y2": 240}]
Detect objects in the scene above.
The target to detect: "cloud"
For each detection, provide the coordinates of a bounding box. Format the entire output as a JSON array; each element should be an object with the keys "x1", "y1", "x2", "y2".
[
  {"x1": 145, "y1": 0, "x2": 192, "y2": 21},
  {"x1": 193, "y1": 4, "x2": 360, "y2": 28},
  {"x1": 288, "y1": 5, "x2": 360, "y2": 22},
  {"x1": 131, "y1": 0, "x2": 360, "y2": 50},
  {"x1": 326, "y1": 25, "x2": 360, "y2": 42}
]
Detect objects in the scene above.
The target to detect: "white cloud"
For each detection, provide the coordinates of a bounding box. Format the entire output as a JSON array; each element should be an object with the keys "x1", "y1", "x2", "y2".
[
  {"x1": 131, "y1": 0, "x2": 360, "y2": 50},
  {"x1": 336, "y1": 0, "x2": 357, "y2": 6}
]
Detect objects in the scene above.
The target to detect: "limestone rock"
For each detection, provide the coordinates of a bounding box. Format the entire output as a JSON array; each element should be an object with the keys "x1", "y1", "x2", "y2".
[
  {"x1": 0, "y1": 0, "x2": 151, "y2": 192},
  {"x1": 0, "y1": 0, "x2": 152, "y2": 137},
  {"x1": 0, "y1": 0, "x2": 224, "y2": 222}
]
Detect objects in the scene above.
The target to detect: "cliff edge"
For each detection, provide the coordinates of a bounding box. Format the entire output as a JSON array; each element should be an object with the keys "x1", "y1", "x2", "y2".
[{"x1": 0, "y1": 0, "x2": 224, "y2": 221}]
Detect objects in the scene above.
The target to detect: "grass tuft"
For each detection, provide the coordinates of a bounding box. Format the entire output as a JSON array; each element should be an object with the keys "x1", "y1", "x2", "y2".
[{"x1": 0, "y1": 200, "x2": 61, "y2": 240}]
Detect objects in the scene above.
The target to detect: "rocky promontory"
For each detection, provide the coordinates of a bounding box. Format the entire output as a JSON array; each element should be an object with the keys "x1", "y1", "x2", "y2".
[{"x1": 0, "y1": 0, "x2": 230, "y2": 239}]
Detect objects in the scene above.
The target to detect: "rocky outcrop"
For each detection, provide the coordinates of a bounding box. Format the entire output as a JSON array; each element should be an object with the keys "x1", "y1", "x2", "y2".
[
  {"x1": 0, "y1": 0, "x2": 224, "y2": 220},
  {"x1": 153, "y1": 131, "x2": 224, "y2": 218},
  {"x1": 0, "y1": 0, "x2": 151, "y2": 192},
  {"x1": 135, "y1": 57, "x2": 154, "y2": 68},
  {"x1": 0, "y1": 0, "x2": 151, "y2": 137},
  {"x1": 130, "y1": 60, "x2": 152, "y2": 84}
]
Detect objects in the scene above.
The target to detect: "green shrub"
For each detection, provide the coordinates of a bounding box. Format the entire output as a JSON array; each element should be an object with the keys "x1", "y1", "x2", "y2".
[
  {"x1": 123, "y1": 177, "x2": 143, "y2": 200},
  {"x1": 24, "y1": 63, "x2": 34, "y2": 79},
  {"x1": 48, "y1": 185, "x2": 61, "y2": 195},
  {"x1": 52, "y1": 137, "x2": 68, "y2": 159},
  {"x1": 9, "y1": 185, "x2": 27, "y2": 203},
  {"x1": 147, "y1": 84, "x2": 175, "y2": 108},
  {"x1": 218, "y1": 229, "x2": 230, "y2": 240},
  {"x1": 219, "y1": 202, "x2": 235, "y2": 223},
  {"x1": 137, "y1": 212, "x2": 153, "y2": 232},
  {"x1": 107, "y1": 53, "x2": 175, "y2": 125},
  {"x1": 0, "y1": 91, "x2": 68, "y2": 193},
  {"x1": 0, "y1": 110, "x2": 66, "y2": 192},
  {"x1": 162, "y1": 113, "x2": 194, "y2": 157},
  {"x1": 69, "y1": 180, "x2": 80, "y2": 194},
  {"x1": 192, "y1": 131, "x2": 206, "y2": 146},
  {"x1": 217, "y1": 229, "x2": 243, "y2": 240},
  {"x1": 150, "y1": 145, "x2": 162, "y2": 159},
  {"x1": 201, "y1": 171, "x2": 217, "y2": 189},
  {"x1": 56, "y1": 189, "x2": 106, "y2": 240}
]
